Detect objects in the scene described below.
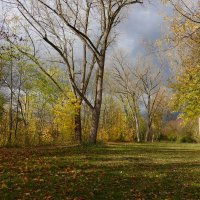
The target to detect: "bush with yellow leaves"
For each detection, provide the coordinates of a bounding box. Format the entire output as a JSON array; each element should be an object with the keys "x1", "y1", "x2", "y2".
[{"x1": 53, "y1": 92, "x2": 80, "y2": 142}]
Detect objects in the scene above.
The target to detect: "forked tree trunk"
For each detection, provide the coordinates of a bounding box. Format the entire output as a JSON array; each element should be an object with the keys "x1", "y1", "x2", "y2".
[
  {"x1": 89, "y1": 59, "x2": 104, "y2": 144},
  {"x1": 74, "y1": 108, "x2": 82, "y2": 144}
]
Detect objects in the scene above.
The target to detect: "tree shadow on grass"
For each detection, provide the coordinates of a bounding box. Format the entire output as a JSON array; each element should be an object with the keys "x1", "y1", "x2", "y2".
[
  {"x1": 32, "y1": 145, "x2": 200, "y2": 199},
  {"x1": 71, "y1": 159, "x2": 200, "y2": 200},
  {"x1": 1, "y1": 144, "x2": 200, "y2": 199}
]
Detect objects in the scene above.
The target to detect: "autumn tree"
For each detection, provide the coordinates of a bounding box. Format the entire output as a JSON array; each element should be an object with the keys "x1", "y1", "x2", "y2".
[
  {"x1": 0, "y1": 17, "x2": 75, "y2": 145},
  {"x1": 133, "y1": 60, "x2": 166, "y2": 142},
  {"x1": 113, "y1": 52, "x2": 141, "y2": 142},
  {"x1": 167, "y1": 0, "x2": 200, "y2": 24},
  {"x1": 163, "y1": 0, "x2": 200, "y2": 134},
  {"x1": 4, "y1": 0, "x2": 144, "y2": 144}
]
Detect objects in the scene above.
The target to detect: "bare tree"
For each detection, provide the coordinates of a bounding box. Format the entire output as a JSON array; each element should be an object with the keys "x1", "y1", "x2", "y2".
[
  {"x1": 113, "y1": 53, "x2": 141, "y2": 142},
  {"x1": 4, "y1": 0, "x2": 144, "y2": 144},
  {"x1": 168, "y1": 0, "x2": 200, "y2": 24},
  {"x1": 134, "y1": 63, "x2": 165, "y2": 142}
]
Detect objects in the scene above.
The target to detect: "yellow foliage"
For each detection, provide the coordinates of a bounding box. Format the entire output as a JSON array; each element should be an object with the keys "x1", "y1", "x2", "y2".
[
  {"x1": 98, "y1": 107, "x2": 134, "y2": 142},
  {"x1": 40, "y1": 128, "x2": 53, "y2": 143},
  {"x1": 53, "y1": 92, "x2": 80, "y2": 141}
]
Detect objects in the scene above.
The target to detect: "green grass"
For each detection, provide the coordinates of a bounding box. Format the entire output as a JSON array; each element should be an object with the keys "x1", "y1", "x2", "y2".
[{"x1": 1, "y1": 142, "x2": 200, "y2": 199}]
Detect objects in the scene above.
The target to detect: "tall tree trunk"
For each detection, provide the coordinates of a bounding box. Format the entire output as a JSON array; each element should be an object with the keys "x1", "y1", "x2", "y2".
[
  {"x1": 145, "y1": 121, "x2": 151, "y2": 142},
  {"x1": 8, "y1": 108, "x2": 13, "y2": 145},
  {"x1": 70, "y1": 85, "x2": 83, "y2": 143},
  {"x1": 89, "y1": 108, "x2": 100, "y2": 144},
  {"x1": 145, "y1": 95, "x2": 151, "y2": 142},
  {"x1": 151, "y1": 132, "x2": 155, "y2": 142},
  {"x1": 14, "y1": 105, "x2": 19, "y2": 139},
  {"x1": 14, "y1": 73, "x2": 22, "y2": 140},
  {"x1": 8, "y1": 46, "x2": 13, "y2": 146},
  {"x1": 127, "y1": 96, "x2": 141, "y2": 142},
  {"x1": 89, "y1": 61, "x2": 104, "y2": 144},
  {"x1": 135, "y1": 114, "x2": 140, "y2": 142},
  {"x1": 133, "y1": 99, "x2": 141, "y2": 143},
  {"x1": 74, "y1": 107, "x2": 82, "y2": 144}
]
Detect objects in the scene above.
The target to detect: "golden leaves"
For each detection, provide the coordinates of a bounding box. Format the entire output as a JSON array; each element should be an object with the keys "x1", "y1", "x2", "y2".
[{"x1": 53, "y1": 91, "x2": 80, "y2": 139}]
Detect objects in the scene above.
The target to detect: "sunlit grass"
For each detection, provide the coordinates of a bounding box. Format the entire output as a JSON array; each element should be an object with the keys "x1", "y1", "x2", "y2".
[{"x1": 1, "y1": 142, "x2": 200, "y2": 199}]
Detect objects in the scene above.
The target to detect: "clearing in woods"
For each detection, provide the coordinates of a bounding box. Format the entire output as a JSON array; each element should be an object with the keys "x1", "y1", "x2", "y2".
[{"x1": 1, "y1": 142, "x2": 200, "y2": 199}]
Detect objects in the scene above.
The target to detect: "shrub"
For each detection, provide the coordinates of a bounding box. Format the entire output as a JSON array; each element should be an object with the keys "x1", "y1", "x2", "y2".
[{"x1": 178, "y1": 134, "x2": 197, "y2": 143}]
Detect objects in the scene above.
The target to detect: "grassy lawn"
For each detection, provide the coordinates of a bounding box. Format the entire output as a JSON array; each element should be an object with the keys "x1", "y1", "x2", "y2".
[{"x1": 1, "y1": 142, "x2": 200, "y2": 199}]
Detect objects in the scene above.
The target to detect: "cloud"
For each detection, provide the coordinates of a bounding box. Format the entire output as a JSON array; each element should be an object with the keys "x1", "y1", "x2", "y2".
[{"x1": 113, "y1": 1, "x2": 172, "y2": 60}]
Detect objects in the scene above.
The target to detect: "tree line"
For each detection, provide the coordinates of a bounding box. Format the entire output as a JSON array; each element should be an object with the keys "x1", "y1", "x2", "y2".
[{"x1": 0, "y1": 0, "x2": 199, "y2": 146}]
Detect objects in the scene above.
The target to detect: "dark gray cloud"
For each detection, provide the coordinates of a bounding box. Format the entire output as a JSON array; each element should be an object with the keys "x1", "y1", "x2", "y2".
[{"x1": 114, "y1": 1, "x2": 172, "y2": 60}]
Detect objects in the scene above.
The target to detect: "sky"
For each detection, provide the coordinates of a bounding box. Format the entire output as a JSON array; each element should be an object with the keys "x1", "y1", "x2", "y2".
[
  {"x1": 114, "y1": 1, "x2": 172, "y2": 60},
  {"x1": 0, "y1": 0, "x2": 172, "y2": 52},
  {"x1": 0, "y1": 0, "x2": 173, "y2": 71}
]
